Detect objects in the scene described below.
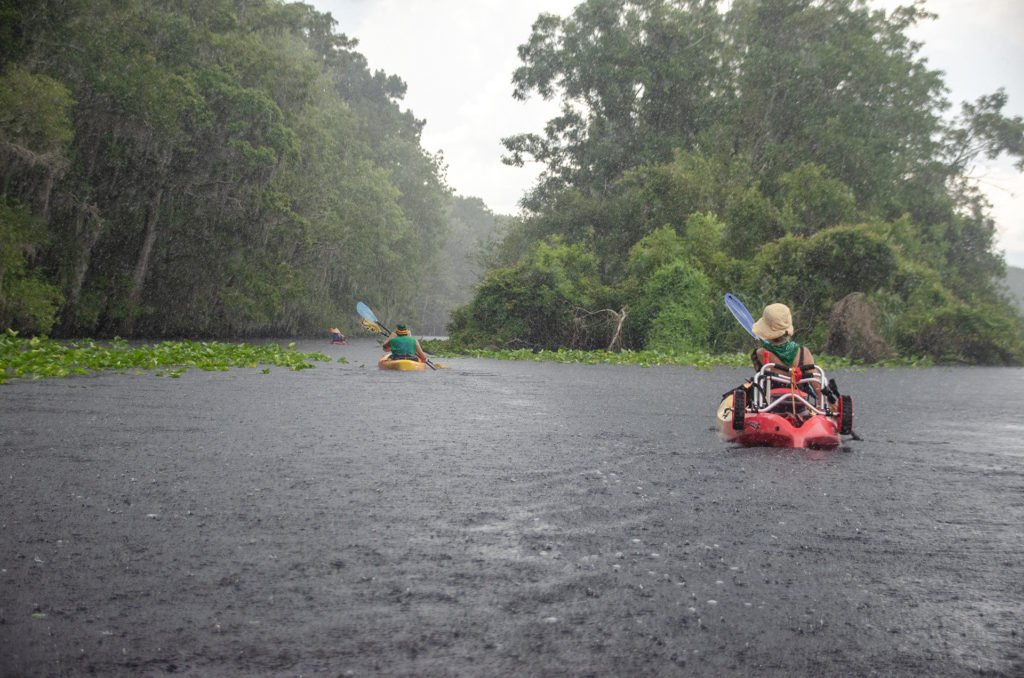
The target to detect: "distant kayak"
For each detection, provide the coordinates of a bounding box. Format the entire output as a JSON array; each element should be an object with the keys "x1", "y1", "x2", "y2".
[{"x1": 378, "y1": 355, "x2": 427, "y2": 371}]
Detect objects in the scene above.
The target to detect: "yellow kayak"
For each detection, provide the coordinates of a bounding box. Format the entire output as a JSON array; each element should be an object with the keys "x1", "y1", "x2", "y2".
[{"x1": 378, "y1": 355, "x2": 427, "y2": 371}]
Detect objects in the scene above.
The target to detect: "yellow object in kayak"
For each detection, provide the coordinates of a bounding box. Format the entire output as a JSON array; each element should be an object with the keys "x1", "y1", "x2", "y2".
[{"x1": 378, "y1": 355, "x2": 427, "y2": 371}]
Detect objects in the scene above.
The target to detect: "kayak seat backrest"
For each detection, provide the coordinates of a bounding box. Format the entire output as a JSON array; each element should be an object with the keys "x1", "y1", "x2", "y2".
[{"x1": 753, "y1": 362, "x2": 829, "y2": 414}]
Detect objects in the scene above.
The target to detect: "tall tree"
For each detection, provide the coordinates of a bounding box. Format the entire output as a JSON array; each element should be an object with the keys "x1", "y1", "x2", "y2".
[
  {"x1": 504, "y1": 0, "x2": 727, "y2": 208},
  {"x1": 0, "y1": 0, "x2": 454, "y2": 338}
]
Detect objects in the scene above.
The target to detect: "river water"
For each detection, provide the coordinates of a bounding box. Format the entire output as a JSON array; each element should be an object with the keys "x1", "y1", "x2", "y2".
[{"x1": 1, "y1": 338, "x2": 1021, "y2": 676}]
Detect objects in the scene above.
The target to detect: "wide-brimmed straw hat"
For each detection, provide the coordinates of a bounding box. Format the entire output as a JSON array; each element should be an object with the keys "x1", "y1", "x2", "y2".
[
  {"x1": 396, "y1": 323, "x2": 410, "y2": 335},
  {"x1": 752, "y1": 303, "x2": 794, "y2": 341}
]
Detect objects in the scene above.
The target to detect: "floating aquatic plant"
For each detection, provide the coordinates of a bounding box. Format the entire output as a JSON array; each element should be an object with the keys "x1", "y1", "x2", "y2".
[
  {"x1": 0, "y1": 330, "x2": 330, "y2": 384},
  {"x1": 421, "y1": 342, "x2": 750, "y2": 369},
  {"x1": 420, "y1": 340, "x2": 926, "y2": 369}
]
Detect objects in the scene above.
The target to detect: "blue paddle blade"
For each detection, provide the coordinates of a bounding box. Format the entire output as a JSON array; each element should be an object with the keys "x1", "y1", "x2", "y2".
[
  {"x1": 355, "y1": 301, "x2": 379, "y2": 324},
  {"x1": 725, "y1": 293, "x2": 758, "y2": 339}
]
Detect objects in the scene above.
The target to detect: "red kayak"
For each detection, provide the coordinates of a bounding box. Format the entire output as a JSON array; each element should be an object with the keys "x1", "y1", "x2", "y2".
[{"x1": 717, "y1": 363, "x2": 853, "y2": 449}]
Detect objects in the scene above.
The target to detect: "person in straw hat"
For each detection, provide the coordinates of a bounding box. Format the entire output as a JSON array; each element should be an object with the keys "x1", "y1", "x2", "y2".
[
  {"x1": 749, "y1": 302, "x2": 824, "y2": 407},
  {"x1": 750, "y1": 303, "x2": 816, "y2": 371},
  {"x1": 383, "y1": 323, "x2": 428, "y2": 363}
]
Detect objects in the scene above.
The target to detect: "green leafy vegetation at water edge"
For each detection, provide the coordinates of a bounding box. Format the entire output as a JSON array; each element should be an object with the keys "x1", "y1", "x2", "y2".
[
  {"x1": 0, "y1": 331, "x2": 330, "y2": 383},
  {"x1": 421, "y1": 340, "x2": 931, "y2": 369}
]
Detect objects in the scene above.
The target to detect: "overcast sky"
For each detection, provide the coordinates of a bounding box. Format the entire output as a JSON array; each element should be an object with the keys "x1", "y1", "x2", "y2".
[{"x1": 308, "y1": 0, "x2": 1024, "y2": 267}]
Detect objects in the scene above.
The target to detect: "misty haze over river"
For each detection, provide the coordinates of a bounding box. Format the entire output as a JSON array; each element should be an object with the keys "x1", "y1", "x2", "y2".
[{"x1": 1, "y1": 339, "x2": 1021, "y2": 676}]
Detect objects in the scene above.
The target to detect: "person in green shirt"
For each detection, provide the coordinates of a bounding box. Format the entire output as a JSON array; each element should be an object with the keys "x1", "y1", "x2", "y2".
[{"x1": 383, "y1": 323, "x2": 427, "y2": 363}]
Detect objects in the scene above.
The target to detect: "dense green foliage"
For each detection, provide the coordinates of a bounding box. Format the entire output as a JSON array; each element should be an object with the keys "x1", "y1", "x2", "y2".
[
  {"x1": 455, "y1": 0, "x2": 1024, "y2": 364},
  {"x1": 0, "y1": 0, "x2": 493, "y2": 339},
  {"x1": 0, "y1": 329, "x2": 330, "y2": 383},
  {"x1": 449, "y1": 237, "x2": 610, "y2": 348}
]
